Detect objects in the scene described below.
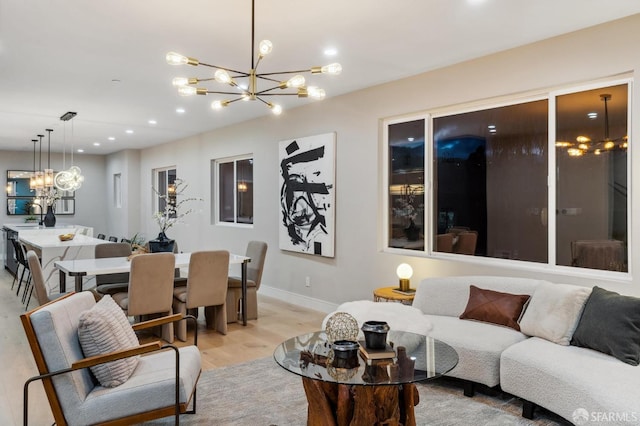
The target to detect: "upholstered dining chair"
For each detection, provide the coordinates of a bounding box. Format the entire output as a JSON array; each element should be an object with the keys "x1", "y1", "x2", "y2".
[
  {"x1": 25, "y1": 250, "x2": 69, "y2": 309},
  {"x1": 108, "y1": 236, "x2": 118, "y2": 242},
  {"x1": 436, "y1": 233, "x2": 455, "y2": 253},
  {"x1": 173, "y1": 250, "x2": 230, "y2": 341},
  {"x1": 226, "y1": 241, "x2": 267, "y2": 323},
  {"x1": 95, "y1": 242, "x2": 132, "y2": 296},
  {"x1": 112, "y1": 252, "x2": 177, "y2": 343},
  {"x1": 96, "y1": 233, "x2": 106, "y2": 240},
  {"x1": 21, "y1": 291, "x2": 201, "y2": 425},
  {"x1": 454, "y1": 231, "x2": 478, "y2": 255},
  {"x1": 11, "y1": 239, "x2": 30, "y2": 296}
]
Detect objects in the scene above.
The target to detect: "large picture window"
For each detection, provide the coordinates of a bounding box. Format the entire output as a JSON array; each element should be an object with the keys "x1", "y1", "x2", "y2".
[
  {"x1": 216, "y1": 156, "x2": 253, "y2": 225},
  {"x1": 385, "y1": 80, "x2": 630, "y2": 273}
]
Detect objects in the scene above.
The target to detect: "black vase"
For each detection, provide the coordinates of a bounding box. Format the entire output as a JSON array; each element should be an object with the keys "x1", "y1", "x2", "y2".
[
  {"x1": 148, "y1": 231, "x2": 175, "y2": 253},
  {"x1": 43, "y1": 205, "x2": 56, "y2": 227},
  {"x1": 404, "y1": 219, "x2": 420, "y2": 241}
]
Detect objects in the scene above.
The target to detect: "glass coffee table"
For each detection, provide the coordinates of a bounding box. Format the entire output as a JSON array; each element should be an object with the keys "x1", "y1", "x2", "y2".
[{"x1": 274, "y1": 330, "x2": 458, "y2": 426}]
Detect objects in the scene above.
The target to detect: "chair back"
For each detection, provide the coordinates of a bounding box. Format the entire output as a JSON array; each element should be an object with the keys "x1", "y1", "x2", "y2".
[
  {"x1": 20, "y1": 292, "x2": 97, "y2": 425},
  {"x1": 436, "y1": 233, "x2": 455, "y2": 252},
  {"x1": 186, "y1": 251, "x2": 229, "y2": 308},
  {"x1": 27, "y1": 250, "x2": 51, "y2": 306},
  {"x1": 11, "y1": 239, "x2": 27, "y2": 266},
  {"x1": 128, "y1": 253, "x2": 176, "y2": 316},
  {"x1": 245, "y1": 241, "x2": 268, "y2": 289},
  {"x1": 454, "y1": 231, "x2": 478, "y2": 255},
  {"x1": 97, "y1": 233, "x2": 106, "y2": 240},
  {"x1": 95, "y1": 242, "x2": 131, "y2": 285},
  {"x1": 108, "y1": 236, "x2": 118, "y2": 242}
]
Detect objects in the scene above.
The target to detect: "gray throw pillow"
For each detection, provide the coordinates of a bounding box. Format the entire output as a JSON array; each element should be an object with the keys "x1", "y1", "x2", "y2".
[
  {"x1": 571, "y1": 286, "x2": 640, "y2": 366},
  {"x1": 78, "y1": 295, "x2": 140, "y2": 387}
]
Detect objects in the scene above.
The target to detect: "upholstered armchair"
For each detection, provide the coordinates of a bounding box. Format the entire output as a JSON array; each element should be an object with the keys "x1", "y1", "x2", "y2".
[{"x1": 21, "y1": 291, "x2": 201, "y2": 425}]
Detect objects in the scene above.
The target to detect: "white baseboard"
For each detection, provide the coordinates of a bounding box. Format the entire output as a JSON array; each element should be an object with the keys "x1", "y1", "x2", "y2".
[{"x1": 259, "y1": 285, "x2": 339, "y2": 314}]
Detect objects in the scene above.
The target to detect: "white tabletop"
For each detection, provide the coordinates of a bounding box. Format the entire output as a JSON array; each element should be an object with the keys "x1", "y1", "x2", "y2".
[
  {"x1": 20, "y1": 233, "x2": 107, "y2": 250},
  {"x1": 55, "y1": 252, "x2": 250, "y2": 276}
]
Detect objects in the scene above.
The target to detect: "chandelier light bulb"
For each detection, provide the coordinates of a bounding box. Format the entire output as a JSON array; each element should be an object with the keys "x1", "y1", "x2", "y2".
[
  {"x1": 178, "y1": 86, "x2": 197, "y2": 96},
  {"x1": 307, "y1": 86, "x2": 326, "y2": 100},
  {"x1": 166, "y1": 52, "x2": 199, "y2": 66},
  {"x1": 211, "y1": 100, "x2": 230, "y2": 110},
  {"x1": 258, "y1": 40, "x2": 273, "y2": 56},
  {"x1": 172, "y1": 77, "x2": 190, "y2": 87},
  {"x1": 604, "y1": 141, "x2": 615, "y2": 149},
  {"x1": 214, "y1": 69, "x2": 232, "y2": 84},
  {"x1": 285, "y1": 75, "x2": 305, "y2": 88},
  {"x1": 269, "y1": 103, "x2": 283, "y2": 115},
  {"x1": 321, "y1": 63, "x2": 342, "y2": 75}
]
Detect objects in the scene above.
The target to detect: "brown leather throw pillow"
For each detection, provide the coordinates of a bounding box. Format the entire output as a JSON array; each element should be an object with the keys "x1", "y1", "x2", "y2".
[{"x1": 459, "y1": 285, "x2": 530, "y2": 331}]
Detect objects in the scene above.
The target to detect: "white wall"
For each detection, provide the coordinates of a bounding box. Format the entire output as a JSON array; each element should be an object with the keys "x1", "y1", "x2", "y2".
[
  {"x1": 114, "y1": 14, "x2": 640, "y2": 310},
  {"x1": 105, "y1": 149, "x2": 141, "y2": 241}
]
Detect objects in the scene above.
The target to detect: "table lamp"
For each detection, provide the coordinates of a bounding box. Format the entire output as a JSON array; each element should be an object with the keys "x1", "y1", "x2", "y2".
[{"x1": 396, "y1": 263, "x2": 413, "y2": 292}]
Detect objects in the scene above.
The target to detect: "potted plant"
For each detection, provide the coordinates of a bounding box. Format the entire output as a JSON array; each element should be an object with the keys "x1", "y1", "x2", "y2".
[
  {"x1": 24, "y1": 215, "x2": 38, "y2": 223},
  {"x1": 149, "y1": 178, "x2": 202, "y2": 252}
]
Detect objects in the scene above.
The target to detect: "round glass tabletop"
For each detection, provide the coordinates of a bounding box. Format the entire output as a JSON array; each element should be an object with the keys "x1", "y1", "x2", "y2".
[{"x1": 273, "y1": 330, "x2": 458, "y2": 386}]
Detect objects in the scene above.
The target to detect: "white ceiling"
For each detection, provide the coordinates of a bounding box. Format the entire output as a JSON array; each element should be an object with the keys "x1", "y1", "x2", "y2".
[{"x1": 1, "y1": 0, "x2": 639, "y2": 155}]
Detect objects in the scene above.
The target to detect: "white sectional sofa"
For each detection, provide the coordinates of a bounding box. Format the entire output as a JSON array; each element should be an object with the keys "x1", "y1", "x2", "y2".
[{"x1": 328, "y1": 275, "x2": 640, "y2": 425}]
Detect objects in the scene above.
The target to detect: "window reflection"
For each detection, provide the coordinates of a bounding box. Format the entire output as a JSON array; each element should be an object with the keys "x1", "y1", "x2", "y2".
[
  {"x1": 388, "y1": 120, "x2": 425, "y2": 251},
  {"x1": 433, "y1": 100, "x2": 549, "y2": 261},
  {"x1": 556, "y1": 84, "x2": 628, "y2": 271}
]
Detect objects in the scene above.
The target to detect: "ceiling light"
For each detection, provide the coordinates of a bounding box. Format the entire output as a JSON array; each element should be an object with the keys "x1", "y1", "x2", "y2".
[
  {"x1": 77, "y1": 149, "x2": 84, "y2": 153},
  {"x1": 176, "y1": 108, "x2": 185, "y2": 114},
  {"x1": 166, "y1": 0, "x2": 341, "y2": 115},
  {"x1": 55, "y1": 112, "x2": 84, "y2": 192},
  {"x1": 148, "y1": 119, "x2": 157, "y2": 125},
  {"x1": 108, "y1": 136, "x2": 115, "y2": 141},
  {"x1": 587, "y1": 112, "x2": 598, "y2": 119},
  {"x1": 93, "y1": 142, "x2": 100, "y2": 146},
  {"x1": 324, "y1": 47, "x2": 338, "y2": 56},
  {"x1": 125, "y1": 129, "x2": 134, "y2": 134}
]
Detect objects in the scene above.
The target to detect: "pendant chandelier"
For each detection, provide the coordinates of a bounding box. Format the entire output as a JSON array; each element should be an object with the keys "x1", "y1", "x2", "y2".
[
  {"x1": 558, "y1": 93, "x2": 628, "y2": 157},
  {"x1": 30, "y1": 130, "x2": 55, "y2": 194},
  {"x1": 55, "y1": 111, "x2": 85, "y2": 192},
  {"x1": 166, "y1": 0, "x2": 341, "y2": 115}
]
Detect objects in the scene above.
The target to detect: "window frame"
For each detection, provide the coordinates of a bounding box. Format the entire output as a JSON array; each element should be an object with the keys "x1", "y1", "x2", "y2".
[
  {"x1": 152, "y1": 166, "x2": 176, "y2": 218},
  {"x1": 213, "y1": 154, "x2": 254, "y2": 227},
  {"x1": 382, "y1": 77, "x2": 633, "y2": 281}
]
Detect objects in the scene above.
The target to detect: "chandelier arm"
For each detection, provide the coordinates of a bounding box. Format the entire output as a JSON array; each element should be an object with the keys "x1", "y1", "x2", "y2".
[
  {"x1": 255, "y1": 75, "x2": 282, "y2": 83},
  {"x1": 256, "y1": 93, "x2": 302, "y2": 96},
  {"x1": 257, "y1": 69, "x2": 311, "y2": 77},
  {"x1": 206, "y1": 90, "x2": 246, "y2": 95},
  {"x1": 198, "y1": 62, "x2": 251, "y2": 76}
]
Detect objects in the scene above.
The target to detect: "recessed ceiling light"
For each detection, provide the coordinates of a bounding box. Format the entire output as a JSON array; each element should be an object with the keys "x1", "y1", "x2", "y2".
[
  {"x1": 93, "y1": 142, "x2": 100, "y2": 146},
  {"x1": 488, "y1": 125, "x2": 496, "y2": 129},
  {"x1": 125, "y1": 129, "x2": 134, "y2": 134},
  {"x1": 324, "y1": 47, "x2": 337, "y2": 56},
  {"x1": 176, "y1": 108, "x2": 186, "y2": 114},
  {"x1": 108, "y1": 136, "x2": 115, "y2": 141},
  {"x1": 77, "y1": 149, "x2": 84, "y2": 153},
  {"x1": 587, "y1": 112, "x2": 598, "y2": 119},
  {"x1": 407, "y1": 137, "x2": 415, "y2": 142},
  {"x1": 148, "y1": 119, "x2": 157, "y2": 125}
]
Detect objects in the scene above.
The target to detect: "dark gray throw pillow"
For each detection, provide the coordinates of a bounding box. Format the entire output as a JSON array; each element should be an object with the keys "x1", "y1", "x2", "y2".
[{"x1": 570, "y1": 286, "x2": 640, "y2": 366}]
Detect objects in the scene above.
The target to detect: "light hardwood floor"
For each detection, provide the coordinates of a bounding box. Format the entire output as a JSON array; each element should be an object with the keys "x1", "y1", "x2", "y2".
[{"x1": 0, "y1": 267, "x2": 327, "y2": 425}]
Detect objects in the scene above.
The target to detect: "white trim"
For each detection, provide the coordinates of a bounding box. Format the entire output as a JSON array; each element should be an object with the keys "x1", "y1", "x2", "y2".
[{"x1": 259, "y1": 285, "x2": 339, "y2": 314}]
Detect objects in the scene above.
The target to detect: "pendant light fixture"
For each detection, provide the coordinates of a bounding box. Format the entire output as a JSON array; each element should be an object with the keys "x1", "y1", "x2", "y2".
[
  {"x1": 166, "y1": 0, "x2": 341, "y2": 115},
  {"x1": 44, "y1": 129, "x2": 54, "y2": 189},
  {"x1": 29, "y1": 139, "x2": 37, "y2": 190},
  {"x1": 55, "y1": 111, "x2": 84, "y2": 192}
]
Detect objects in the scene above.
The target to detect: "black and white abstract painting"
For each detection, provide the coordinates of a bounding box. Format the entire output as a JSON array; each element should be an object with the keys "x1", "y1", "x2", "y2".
[{"x1": 279, "y1": 132, "x2": 335, "y2": 257}]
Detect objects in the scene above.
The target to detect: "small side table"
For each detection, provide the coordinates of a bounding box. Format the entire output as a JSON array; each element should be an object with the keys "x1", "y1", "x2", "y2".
[{"x1": 373, "y1": 286, "x2": 415, "y2": 305}]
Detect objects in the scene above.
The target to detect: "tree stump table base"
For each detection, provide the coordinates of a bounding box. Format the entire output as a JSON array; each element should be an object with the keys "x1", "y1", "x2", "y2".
[{"x1": 302, "y1": 378, "x2": 419, "y2": 426}]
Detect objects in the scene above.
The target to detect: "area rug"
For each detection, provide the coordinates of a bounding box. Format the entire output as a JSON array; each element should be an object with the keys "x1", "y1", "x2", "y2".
[{"x1": 143, "y1": 357, "x2": 568, "y2": 425}]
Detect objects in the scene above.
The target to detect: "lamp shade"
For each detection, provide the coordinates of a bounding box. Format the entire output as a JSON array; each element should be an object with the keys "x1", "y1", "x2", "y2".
[{"x1": 396, "y1": 263, "x2": 413, "y2": 292}]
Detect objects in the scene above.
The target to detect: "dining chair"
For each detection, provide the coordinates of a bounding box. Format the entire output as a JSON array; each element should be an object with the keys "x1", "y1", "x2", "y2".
[
  {"x1": 25, "y1": 250, "x2": 68, "y2": 309},
  {"x1": 21, "y1": 291, "x2": 201, "y2": 425},
  {"x1": 112, "y1": 252, "x2": 177, "y2": 343},
  {"x1": 173, "y1": 250, "x2": 230, "y2": 341},
  {"x1": 436, "y1": 233, "x2": 455, "y2": 253},
  {"x1": 96, "y1": 233, "x2": 106, "y2": 240},
  {"x1": 226, "y1": 241, "x2": 267, "y2": 323},
  {"x1": 108, "y1": 236, "x2": 118, "y2": 242},
  {"x1": 454, "y1": 231, "x2": 478, "y2": 255},
  {"x1": 10, "y1": 239, "x2": 29, "y2": 294},
  {"x1": 95, "y1": 242, "x2": 132, "y2": 296}
]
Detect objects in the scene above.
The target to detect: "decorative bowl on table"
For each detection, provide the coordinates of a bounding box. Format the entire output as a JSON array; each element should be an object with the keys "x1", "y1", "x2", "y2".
[{"x1": 58, "y1": 233, "x2": 75, "y2": 241}]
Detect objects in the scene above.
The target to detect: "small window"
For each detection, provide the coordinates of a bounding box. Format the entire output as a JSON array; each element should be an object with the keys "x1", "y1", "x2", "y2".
[
  {"x1": 215, "y1": 156, "x2": 253, "y2": 225},
  {"x1": 154, "y1": 167, "x2": 176, "y2": 218}
]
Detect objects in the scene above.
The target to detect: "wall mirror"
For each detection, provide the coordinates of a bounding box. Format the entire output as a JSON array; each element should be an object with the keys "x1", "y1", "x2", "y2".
[{"x1": 6, "y1": 170, "x2": 75, "y2": 215}]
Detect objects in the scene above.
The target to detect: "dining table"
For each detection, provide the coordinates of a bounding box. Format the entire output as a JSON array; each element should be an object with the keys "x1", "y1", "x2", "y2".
[{"x1": 54, "y1": 251, "x2": 252, "y2": 326}]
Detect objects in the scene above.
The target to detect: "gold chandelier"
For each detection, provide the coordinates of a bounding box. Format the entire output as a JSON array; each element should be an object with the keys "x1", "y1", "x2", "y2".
[
  {"x1": 166, "y1": 0, "x2": 341, "y2": 115},
  {"x1": 557, "y1": 93, "x2": 628, "y2": 157}
]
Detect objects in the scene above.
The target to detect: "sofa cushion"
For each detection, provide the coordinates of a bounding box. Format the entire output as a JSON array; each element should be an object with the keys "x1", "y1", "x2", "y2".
[
  {"x1": 78, "y1": 295, "x2": 140, "y2": 387},
  {"x1": 519, "y1": 282, "x2": 592, "y2": 345},
  {"x1": 459, "y1": 285, "x2": 530, "y2": 331},
  {"x1": 571, "y1": 286, "x2": 640, "y2": 366}
]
